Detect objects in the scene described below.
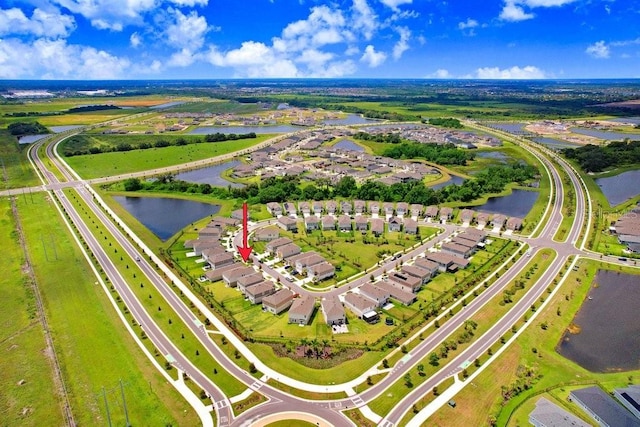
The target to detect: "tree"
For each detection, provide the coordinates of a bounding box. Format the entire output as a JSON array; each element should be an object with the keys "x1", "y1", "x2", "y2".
[
  {"x1": 123, "y1": 178, "x2": 143, "y2": 191},
  {"x1": 382, "y1": 359, "x2": 389, "y2": 369},
  {"x1": 429, "y1": 352, "x2": 440, "y2": 367},
  {"x1": 249, "y1": 363, "x2": 257, "y2": 374},
  {"x1": 417, "y1": 364, "x2": 425, "y2": 376},
  {"x1": 404, "y1": 373, "x2": 413, "y2": 388}
]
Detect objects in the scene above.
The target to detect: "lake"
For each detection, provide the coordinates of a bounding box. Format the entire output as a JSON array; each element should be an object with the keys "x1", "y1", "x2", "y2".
[
  {"x1": 333, "y1": 139, "x2": 364, "y2": 152},
  {"x1": 50, "y1": 125, "x2": 85, "y2": 133},
  {"x1": 189, "y1": 125, "x2": 300, "y2": 135},
  {"x1": 608, "y1": 117, "x2": 640, "y2": 125},
  {"x1": 475, "y1": 189, "x2": 539, "y2": 217},
  {"x1": 175, "y1": 161, "x2": 244, "y2": 188},
  {"x1": 595, "y1": 169, "x2": 640, "y2": 206},
  {"x1": 531, "y1": 137, "x2": 580, "y2": 149},
  {"x1": 323, "y1": 114, "x2": 380, "y2": 126},
  {"x1": 476, "y1": 151, "x2": 511, "y2": 162},
  {"x1": 113, "y1": 196, "x2": 220, "y2": 241},
  {"x1": 429, "y1": 174, "x2": 465, "y2": 190},
  {"x1": 487, "y1": 123, "x2": 527, "y2": 133},
  {"x1": 150, "y1": 101, "x2": 186, "y2": 109},
  {"x1": 18, "y1": 134, "x2": 49, "y2": 144},
  {"x1": 571, "y1": 128, "x2": 640, "y2": 141},
  {"x1": 557, "y1": 270, "x2": 640, "y2": 372}
]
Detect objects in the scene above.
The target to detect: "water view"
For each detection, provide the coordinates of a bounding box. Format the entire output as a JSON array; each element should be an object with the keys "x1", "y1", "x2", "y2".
[
  {"x1": 18, "y1": 134, "x2": 49, "y2": 144},
  {"x1": 475, "y1": 189, "x2": 539, "y2": 217},
  {"x1": 429, "y1": 174, "x2": 465, "y2": 190},
  {"x1": 571, "y1": 128, "x2": 640, "y2": 141},
  {"x1": 531, "y1": 137, "x2": 580, "y2": 149},
  {"x1": 175, "y1": 161, "x2": 244, "y2": 188},
  {"x1": 189, "y1": 125, "x2": 299, "y2": 135},
  {"x1": 150, "y1": 101, "x2": 186, "y2": 109},
  {"x1": 50, "y1": 125, "x2": 85, "y2": 133},
  {"x1": 333, "y1": 139, "x2": 364, "y2": 152},
  {"x1": 595, "y1": 169, "x2": 640, "y2": 206},
  {"x1": 323, "y1": 114, "x2": 379, "y2": 126},
  {"x1": 608, "y1": 117, "x2": 640, "y2": 125},
  {"x1": 114, "y1": 196, "x2": 220, "y2": 240},
  {"x1": 476, "y1": 151, "x2": 510, "y2": 162},
  {"x1": 486, "y1": 123, "x2": 527, "y2": 133}
]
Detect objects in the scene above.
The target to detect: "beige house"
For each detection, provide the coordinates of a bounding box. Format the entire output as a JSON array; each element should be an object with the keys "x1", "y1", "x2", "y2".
[{"x1": 262, "y1": 289, "x2": 294, "y2": 314}]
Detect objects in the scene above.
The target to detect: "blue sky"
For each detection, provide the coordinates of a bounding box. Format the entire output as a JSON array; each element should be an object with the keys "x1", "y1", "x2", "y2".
[{"x1": 0, "y1": 0, "x2": 638, "y2": 79}]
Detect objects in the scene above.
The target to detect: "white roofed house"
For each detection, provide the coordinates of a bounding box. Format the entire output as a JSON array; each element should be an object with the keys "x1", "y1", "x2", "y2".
[
  {"x1": 305, "y1": 215, "x2": 320, "y2": 231},
  {"x1": 343, "y1": 293, "x2": 377, "y2": 319},
  {"x1": 321, "y1": 296, "x2": 345, "y2": 326},
  {"x1": 245, "y1": 281, "x2": 275, "y2": 304},
  {"x1": 308, "y1": 262, "x2": 335, "y2": 281},
  {"x1": 288, "y1": 295, "x2": 316, "y2": 325},
  {"x1": 277, "y1": 216, "x2": 298, "y2": 232},
  {"x1": 262, "y1": 288, "x2": 294, "y2": 314}
]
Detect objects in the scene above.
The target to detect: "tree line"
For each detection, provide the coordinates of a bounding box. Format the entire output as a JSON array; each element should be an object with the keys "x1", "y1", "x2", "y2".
[
  {"x1": 383, "y1": 142, "x2": 474, "y2": 166},
  {"x1": 562, "y1": 140, "x2": 640, "y2": 172},
  {"x1": 8, "y1": 121, "x2": 49, "y2": 136},
  {"x1": 121, "y1": 163, "x2": 537, "y2": 206},
  {"x1": 62, "y1": 132, "x2": 257, "y2": 156}
]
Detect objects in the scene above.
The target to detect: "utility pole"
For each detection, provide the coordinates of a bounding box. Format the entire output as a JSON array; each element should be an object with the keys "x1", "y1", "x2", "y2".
[
  {"x1": 102, "y1": 387, "x2": 112, "y2": 427},
  {"x1": 120, "y1": 379, "x2": 131, "y2": 427}
]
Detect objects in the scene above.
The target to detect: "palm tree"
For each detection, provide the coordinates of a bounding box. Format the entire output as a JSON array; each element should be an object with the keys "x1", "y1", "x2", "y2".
[{"x1": 322, "y1": 339, "x2": 329, "y2": 357}]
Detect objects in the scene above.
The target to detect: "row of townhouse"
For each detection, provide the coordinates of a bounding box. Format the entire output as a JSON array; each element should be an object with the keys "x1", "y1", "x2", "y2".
[
  {"x1": 299, "y1": 215, "x2": 419, "y2": 234},
  {"x1": 610, "y1": 204, "x2": 640, "y2": 253},
  {"x1": 265, "y1": 237, "x2": 336, "y2": 281}
]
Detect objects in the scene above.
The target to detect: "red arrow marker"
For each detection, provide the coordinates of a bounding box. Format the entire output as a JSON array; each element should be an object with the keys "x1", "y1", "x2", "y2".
[{"x1": 238, "y1": 202, "x2": 253, "y2": 262}]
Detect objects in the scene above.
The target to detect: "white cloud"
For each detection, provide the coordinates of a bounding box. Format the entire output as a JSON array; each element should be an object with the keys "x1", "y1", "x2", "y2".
[
  {"x1": 475, "y1": 65, "x2": 546, "y2": 79},
  {"x1": 296, "y1": 49, "x2": 334, "y2": 66},
  {"x1": 520, "y1": 0, "x2": 575, "y2": 6},
  {"x1": 585, "y1": 41, "x2": 610, "y2": 59},
  {"x1": 458, "y1": 18, "x2": 478, "y2": 30},
  {"x1": 360, "y1": 44, "x2": 386, "y2": 67},
  {"x1": 205, "y1": 42, "x2": 299, "y2": 77},
  {"x1": 130, "y1": 32, "x2": 142, "y2": 47},
  {"x1": 499, "y1": 1, "x2": 535, "y2": 21},
  {"x1": 0, "y1": 37, "x2": 130, "y2": 79},
  {"x1": 352, "y1": 0, "x2": 378, "y2": 40},
  {"x1": 168, "y1": 48, "x2": 197, "y2": 66},
  {"x1": 165, "y1": 8, "x2": 208, "y2": 50},
  {"x1": 392, "y1": 26, "x2": 410, "y2": 60},
  {"x1": 379, "y1": 0, "x2": 413, "y2": 11},
  {"x1": 0, "y1": 7, "x2": 76, "y2": 38},
  {"x1": 428, "y1": 69, "x2": 451, "y2": 78}
]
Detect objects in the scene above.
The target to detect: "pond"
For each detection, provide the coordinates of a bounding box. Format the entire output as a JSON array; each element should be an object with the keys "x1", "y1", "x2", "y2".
[
  {"x1": 595, "y1": 169, "x2": 640, "y2": 206},
  {"x1": 475, "y1": 189, "x2": 539, "y2": 217},
  {"x1": 175, "y1": 160, "x2": 244, "y2": 188},
  {"x1": 531, "y1": 137, "x2": 580, "y2": 149},
  {"x1": 571, "y1": 128, "x2": 640, "y2": 141},
  {"x1": 50, "y1": 125, "x2": 85, "y2": 133},
  {"x1": 476, "y1": 151, "x2": 511, "y2": 162},
  {"x1": 333, "y1": 139, "x2": 364, "y2": 152},
  {"x1": 189, "y1": 125, "x2": 300, "y2": 135},
  {"x1": 429, "y1": 174, "x2": 465, "y2": 190},
  {"x1": 323, "y1": 114, "x2": 380, "y2": 126},
  {"x1": 557, "y1": 270, "x2": 640, "y2": 372},
  {"x1": 113, "y1": 196, "x2": 220, "y2": 241},
  {"x1": 150, "y1": 101, "x2": 186, "y2": 110},
  {"x1": 18, "y1": 134, "x2": 49, "y2": 144},
  {"x1": 608, "y1": 117, "x2": 640, "y2": 125}
]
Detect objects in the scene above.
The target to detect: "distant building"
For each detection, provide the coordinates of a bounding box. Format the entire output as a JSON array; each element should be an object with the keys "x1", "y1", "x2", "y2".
[{"x1": 614, "y1": 385, "x2": 640, "y2": 421}]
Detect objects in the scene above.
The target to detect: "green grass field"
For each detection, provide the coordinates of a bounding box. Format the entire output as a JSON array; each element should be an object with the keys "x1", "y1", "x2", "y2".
[
  {"x1": 63, "y1": 135, "x2": 272, "y2": 179},
  {"x1": 0, "y1": 130, "x2": 40, "y2": 188},
  {"x1": 13, "y1": 192, "x2": 199, "y2": 426}
]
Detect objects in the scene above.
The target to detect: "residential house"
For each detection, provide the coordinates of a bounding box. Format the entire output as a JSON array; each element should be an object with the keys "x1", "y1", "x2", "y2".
[
  {"x1": 321, "y1": 297, "x2": 345, "y2": 325},
  {"x1": 266, "y1": 237, "x2": 292, "y2": 254},
  {"x1": 305, "y1": 215, "x2": 320, "y2": 231},
  {"x1": 388, "y1": 271, "x2": 422, "y2": 293},
  {"x1": 206, "y1": 252, "x2": 235, "y2": 270},
  {"x1": 288, "y1": 295, "x2": 316, "y2": 325},
  {"x1": 222, "y1": 266, "x2": 255, "y2": 287},
  {"x1": 277, "y1": 216, "x2": 298, "y2": 232},
  {"x1": 283, "y1": 202, "x2": 297, "y2": 216},
  {"x1": 410, "y1": 204, "x2": 423, "y2": 218},
  {"x1": 266, "y1": 202, "x2": 283, "y2": 217},
  {"x1": 197, "y1": 226, "x2": 221, "y2": 240},
  {"x1": 338, "y1": 215, "x2": 352, "y2": 232},
  {"x1": 204, "y1": 263, "x2": 238, "y2": 282},
  {"x1": 340, "y1": 201, "x2": 352, "y2": 216},
  {"x1": 383, "y1": 202, "x2": 395, "y2": 217},
  {"x1": 231, "y1": 209, "x2": 246, "y2": 221},
  {"x1": 322, "y1": 215, "x2": 336, "y2": 230},
  {"x1": 388, "y1": 216, "x2": 402, "y2": 232},
  {"x1": 401, "y1": 265, "x2": 431, "y2": 285},
  {"x1": 253, "y1": 226, "x2": 279, "y2": 242},
  {"x1": 439, "y1": 207, "x2": 454, "y2": 222},
  {"x1": 376, "y1": 282, "x2": 416, "y2": 305},
  {"x1": 308, "y1": 262, "x2": 335, "y2": 281},
  {"x1": 343, "y1": 293, "x2": 378, "y2": 319},
  {"x1": 460, "y1": 209, "x2": 475, "y2": 225},
  {"x1": 441, "y1": 241, "x2": 475, "y2": 259},
  {"x1": 262, "y1": 289, "x2": 294, "y2": 315},
  {"x1": 201, "y1": 247, "x2": 226, "y2": 262},
  {"x1": 477, "y1": 212, "x2": 491, "y2": 228},
  {"x1": 425, "y1": 205, "x2": 439, "y2": 219},
  {"x1": 506, "y1": 217, "x2": 523, "y2": 231},
  {"x1": 404, "y1": 218, "x2": 418, "y2": 234},
  {"x1": 325, "y1": 200, "x2": 338, "y2": 215},
  {"x1": 295, "y1": 254, "x2": 324, "y2": 275},
  {"x1": 312, "y1": 201, "x2": 323, "y2": 216},
  {"x1": 237, "y1": 272, "x2": 265, "y2": 294},
  {"x1": 492, "y1": 214, "x2": 507, "y2": 230},
  {"x1": 369, "y1": 201, "x2": 381, "y2": 216},
  {"x1": 359, "y1": 283, "x2": 390, "y2": 307},
  {"x1": 354, "y1": 216, "x2": 368, "y2": 232},
  {"x1": 528, "y1": 397, "x2": 589, "y2": 427},
  {"x1": 276, "y1": 243, "x2": 302, "y2": 260},
  {"x1": 245, "y1": 281, "x2": 275, "y2": 304},
  {"x1": 413, "y1": 258, "x2": 439, "y2": 277},
  {"x1": 354, "y1": 200, "x2": 366, "y2": 215},
  {"x1": 457, "y1": 229, "x2": 487, "y2": 245},
  {"x1": 396, "y1": 202, "x2": 409, "y2": 217},
  {"x1": 370, "y1": 218, "x2": 384, "y2": 236},
  {"x1": 191, "y1": 239, "x2": 220, "y2": 256},
  {"x1": 570, "y1": 386, "x2": 640, "y2": 427},
  {"x1": 298, "y1": 201, "x2": 311, "y2": 216},
  {"x1": 614, "y1": 385, "x2": 640, "y2": 420},
  {"x1": 426, "y1": 252, "x2": 470, "y2": 272}
]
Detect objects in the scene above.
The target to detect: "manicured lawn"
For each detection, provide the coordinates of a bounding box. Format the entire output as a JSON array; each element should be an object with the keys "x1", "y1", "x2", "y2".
[
  {"x1": 63, "y1": 135, "x2": 271, "y2": 179},
  {"x1": 15, "y1": 192, "x2": 196, "y2": 426}
]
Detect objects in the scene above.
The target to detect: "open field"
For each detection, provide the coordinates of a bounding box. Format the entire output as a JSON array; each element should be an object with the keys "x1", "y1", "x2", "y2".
[
  {"x1": 0, "y1": 130, "x2": 40, "y2": 188},
  {"x1": 63, "y1": 134, "x2": 272, "y2": 178},
  {"x1": 14, "y1": 192, "x2": 198, "y2": 426}
]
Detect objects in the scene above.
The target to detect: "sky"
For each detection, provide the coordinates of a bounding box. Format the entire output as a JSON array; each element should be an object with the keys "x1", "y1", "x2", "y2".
[{"x1": 0, "y1": 0, "x2": 638, "y2": 80}]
